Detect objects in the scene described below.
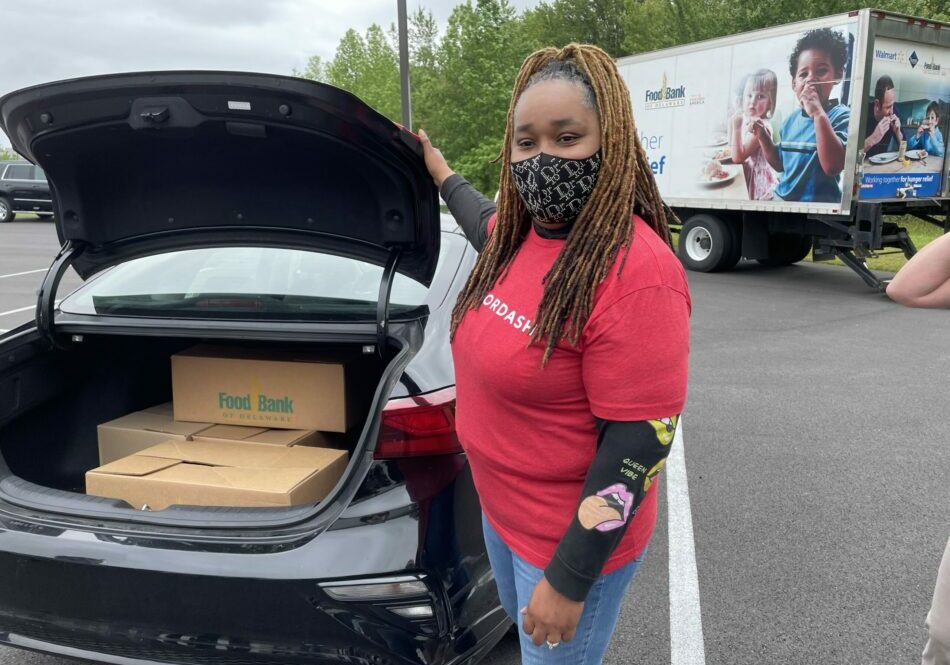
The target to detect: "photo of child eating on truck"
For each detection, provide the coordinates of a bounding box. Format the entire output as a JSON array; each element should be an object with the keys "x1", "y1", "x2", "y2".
[
  {"x1": 730, "y1": 69, "x2": 780, "y2": 200},
  {"x1": 755, "y1": 28, "x2": 850, "y2": 203},
  {"x1": 864, "y1": 75, "x2": 903, "y2": 157},
  {"x1": 907, "y1": 101, "x2": 945, "y2": 157}
]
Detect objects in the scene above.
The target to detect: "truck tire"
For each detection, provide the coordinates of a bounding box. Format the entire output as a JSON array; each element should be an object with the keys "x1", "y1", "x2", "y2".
[
  {"x1": 756, "y1": 234, "x2": 812, "y2": 267},
  {"x1": 678, "y1": 214, "x2": 738, "y2": 272},
  {"x1": 0, "y1": 198, "x2": 15, "y2": 223}
]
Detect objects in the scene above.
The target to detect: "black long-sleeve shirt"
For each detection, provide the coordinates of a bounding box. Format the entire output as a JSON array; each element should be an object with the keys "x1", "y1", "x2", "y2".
[{"x1": 441, "y1": 173, "x2": 679, "y2": 601}]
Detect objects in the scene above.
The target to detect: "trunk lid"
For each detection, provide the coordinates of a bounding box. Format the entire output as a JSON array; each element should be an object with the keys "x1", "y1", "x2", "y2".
[{"x1": 0, "y1": 71, "x2": 439, "y2": 285}]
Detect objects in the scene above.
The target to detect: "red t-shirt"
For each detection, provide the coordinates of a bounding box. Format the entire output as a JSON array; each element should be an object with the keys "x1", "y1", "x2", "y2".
[{"x1": 451, "y1": 215, "x2": 691, "y2": 574}]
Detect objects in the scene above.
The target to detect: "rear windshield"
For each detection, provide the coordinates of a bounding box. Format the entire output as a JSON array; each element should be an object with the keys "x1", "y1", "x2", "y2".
[{"x1": 60, "y1": 233, "x2": 466, "y2": 321}]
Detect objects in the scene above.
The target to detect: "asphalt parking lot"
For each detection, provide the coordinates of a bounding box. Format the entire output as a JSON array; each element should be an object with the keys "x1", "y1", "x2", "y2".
[
  {"x1": 0, "y1": 216, "x2": 81, "y2": 333},
  {"x1": 1, "y1": 218, "x2": 948, "y2": 665}
]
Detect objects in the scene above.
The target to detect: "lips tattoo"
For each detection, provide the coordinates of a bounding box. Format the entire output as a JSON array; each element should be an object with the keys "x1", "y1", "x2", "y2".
[{"x1": 577, "y1": 483, "x2": 634, "y2": 532}]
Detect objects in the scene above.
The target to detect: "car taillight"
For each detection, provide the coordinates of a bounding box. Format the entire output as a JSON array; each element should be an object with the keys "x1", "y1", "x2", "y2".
[{"x1": 374, "y1": 386, "x2": 462, "y2": 459}]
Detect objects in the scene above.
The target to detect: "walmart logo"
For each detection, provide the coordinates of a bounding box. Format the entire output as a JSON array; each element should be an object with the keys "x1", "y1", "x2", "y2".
[{"x1": 910, "y1": 51, "x2": 919, "y2": 68}]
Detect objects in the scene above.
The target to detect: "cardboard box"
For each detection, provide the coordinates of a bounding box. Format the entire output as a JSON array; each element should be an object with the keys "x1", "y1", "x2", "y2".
[
  {"x1": 192, "y1": 424, "x2": 332, "y2": 447},
  {"x1": 97, "y1": 407, "x2": 213, "y2": 465},
  {"x1": 140, "y1": 402, "x2": 175, "y2": 417},
  {"x1": 86, "y1": 439, "x2": 349, "y2": 510},
  {"x1": 171, "y1": 345, "x2": 359, "y2": 432}
]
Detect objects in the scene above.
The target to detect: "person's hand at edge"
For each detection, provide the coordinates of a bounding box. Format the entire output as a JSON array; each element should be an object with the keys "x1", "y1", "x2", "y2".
[
  {"x1": 887, "y1": 231, "x2": 950, "y2": 308},
  {"x1": 419, "y1": 129, "x2": 455, "y2": 189}
]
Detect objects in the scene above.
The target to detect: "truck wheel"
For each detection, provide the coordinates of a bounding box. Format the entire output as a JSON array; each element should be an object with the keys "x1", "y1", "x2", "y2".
[
  {"x1": 678, "y1": 214, "x2": 738, "y2": 272},
  {"x1": 0, "y1": 198, "x2": 15, "y2": 223},
  {"x1": 756, "y1": 234, "x2": 812, "y2": 267}
]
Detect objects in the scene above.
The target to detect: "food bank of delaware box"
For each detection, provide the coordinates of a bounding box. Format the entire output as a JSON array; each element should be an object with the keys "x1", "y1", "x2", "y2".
[
  {"x1": 192, "y1": 424, "x2": 332, "y2": 447},
  {"x1": 97, "y1": 404, "x2": 213, "y2": 465},
  {"x1": 171, "y1": 345, "x2": 359, "y2": 432},
  {"x1": 86, "y1": 439, "x2": 349, "y2": 510}
]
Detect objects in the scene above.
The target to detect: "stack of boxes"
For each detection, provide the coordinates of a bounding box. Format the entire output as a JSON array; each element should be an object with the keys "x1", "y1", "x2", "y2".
[{"x1": 86, "y1": 345, "x2": 360, "y2": 511}]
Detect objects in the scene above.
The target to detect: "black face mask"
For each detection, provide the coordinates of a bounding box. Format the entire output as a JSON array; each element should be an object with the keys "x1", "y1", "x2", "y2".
[{"x1": 510, "y1": 150, "x2": 602, "y2": 226}]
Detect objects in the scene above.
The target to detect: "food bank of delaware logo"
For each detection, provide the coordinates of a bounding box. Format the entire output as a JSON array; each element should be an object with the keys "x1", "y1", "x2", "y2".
[
  {"x1": 645, "y1": 72, "x2": 686, "y2": 109},
  {"x1": 218, "y1": 391, "x2": 294, "y2": 413}
]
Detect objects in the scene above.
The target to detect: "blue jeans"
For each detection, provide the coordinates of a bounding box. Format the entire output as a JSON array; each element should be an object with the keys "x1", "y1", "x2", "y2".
[{"x1": 482, "y1": 513, "x2": 645, "y2": 665}]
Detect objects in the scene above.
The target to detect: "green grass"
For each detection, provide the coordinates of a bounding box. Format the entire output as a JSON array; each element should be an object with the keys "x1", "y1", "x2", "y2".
[{"x1": 671, "y1": 215, "x2": 945, "y2": 274}]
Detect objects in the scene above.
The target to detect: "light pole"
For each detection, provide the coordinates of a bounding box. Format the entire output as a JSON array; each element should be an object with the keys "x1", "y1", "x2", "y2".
[{"x1": 397, "y1": 0, "x2": 412, "y2": 130}]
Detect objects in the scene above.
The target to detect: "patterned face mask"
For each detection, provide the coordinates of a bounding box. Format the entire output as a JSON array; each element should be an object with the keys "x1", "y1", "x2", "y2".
[{"x1": 510, "y1": 150, "x2": 602, "y2": 226}]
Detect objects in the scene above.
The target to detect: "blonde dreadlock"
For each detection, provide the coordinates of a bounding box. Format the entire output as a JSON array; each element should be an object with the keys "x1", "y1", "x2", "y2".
[{"x1": 450, "y1": 43, "x2": 676, "y2": 365}]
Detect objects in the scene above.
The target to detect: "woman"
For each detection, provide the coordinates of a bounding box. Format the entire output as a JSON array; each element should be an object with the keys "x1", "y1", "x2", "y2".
[
  {"x1": 887, "y1": 233, "x2": 950, "y2": 665},
  {"x1": 420, "y1": 44, "x2": 690, "y2": 664}
]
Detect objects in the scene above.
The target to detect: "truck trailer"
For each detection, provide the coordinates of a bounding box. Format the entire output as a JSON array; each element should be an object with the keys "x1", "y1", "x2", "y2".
[{"x1": 616, "y1": 8, "x2": 950, "y2": 289}]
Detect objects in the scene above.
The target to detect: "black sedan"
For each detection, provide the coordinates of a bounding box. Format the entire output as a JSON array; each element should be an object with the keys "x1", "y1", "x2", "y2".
[{"x1": 0, "y1": 72, "x2": 507, "y2": 665}]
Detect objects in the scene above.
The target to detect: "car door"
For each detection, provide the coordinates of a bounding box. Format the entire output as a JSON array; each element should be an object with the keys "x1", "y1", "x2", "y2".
[
  {"x1": 1, "y1": 163, "x2": 35, "y2": 208},
  {"x1": 32, "y1": 166, "x2": 52, "y2": 206}
]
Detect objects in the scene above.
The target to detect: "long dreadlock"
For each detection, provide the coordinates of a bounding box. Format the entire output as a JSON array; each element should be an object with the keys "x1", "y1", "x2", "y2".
[{"x1": 449, "y1": 43, "x2": 676, "y2": 365}]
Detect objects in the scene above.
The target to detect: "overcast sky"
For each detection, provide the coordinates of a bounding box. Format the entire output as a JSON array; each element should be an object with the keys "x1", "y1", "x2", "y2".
[{"x1": 0, "y1": 0, "x2": 540, "y2": 148}]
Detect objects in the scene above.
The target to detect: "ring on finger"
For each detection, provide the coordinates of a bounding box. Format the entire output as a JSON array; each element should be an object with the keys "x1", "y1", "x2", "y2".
[{"x1": 546, "y1": 640, "x2": 560, "y2": 650}]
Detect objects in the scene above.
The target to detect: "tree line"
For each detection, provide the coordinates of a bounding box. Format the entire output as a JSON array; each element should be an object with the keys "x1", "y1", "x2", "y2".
[{"x1": 297, "y1": 0, "x2": 948, "y2": 195}]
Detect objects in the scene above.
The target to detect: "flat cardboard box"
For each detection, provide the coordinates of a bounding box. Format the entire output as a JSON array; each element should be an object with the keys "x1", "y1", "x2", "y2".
[
  {"x1": 171, "y1": 345, "x2": 360, "y2": 432},
  {"x1": 97, "y1": 407, "x2": 213, "y2": 465},
  {"x1": 192, "y1": 424, "x2": 332, "y2": 447},
  {"x1": 86, "y1": 439, "x2": 349, "y2": 510}
]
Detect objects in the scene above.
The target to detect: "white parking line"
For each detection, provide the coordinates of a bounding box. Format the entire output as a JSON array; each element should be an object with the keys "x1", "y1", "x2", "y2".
[
  {"x1": 0, "y1": 268, "x2": 45, "y2": 280},
  {"x1": 0, "y1": 305, "x2": 34, "y2": 318},
  {"x1": 667, "y1": 422, "x2": 707, "y2": 665}
]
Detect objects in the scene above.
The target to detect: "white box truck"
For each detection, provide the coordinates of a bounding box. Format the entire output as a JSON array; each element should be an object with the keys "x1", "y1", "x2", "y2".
[{"x1": 616, "y1": 8, "x2": 950, "y2": 289}]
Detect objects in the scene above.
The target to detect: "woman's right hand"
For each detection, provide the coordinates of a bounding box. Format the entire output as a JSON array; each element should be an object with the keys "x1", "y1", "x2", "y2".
[{"x1": 419, "y1": 129, "x2": 455, "y2": 189}]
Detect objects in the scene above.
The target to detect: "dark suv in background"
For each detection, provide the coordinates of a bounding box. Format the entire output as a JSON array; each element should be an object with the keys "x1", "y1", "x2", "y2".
[{"x1": 0, "y1": 159, "x2": 53, "y2": 222}]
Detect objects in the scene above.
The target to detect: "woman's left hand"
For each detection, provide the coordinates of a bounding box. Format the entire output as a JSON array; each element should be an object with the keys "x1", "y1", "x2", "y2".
[
  {"x1": 521, "y1": 576, "x2": 584, "y2": 647},
  {"x1": 418, "y1": 129, "x2": 455, "y2": 188}
]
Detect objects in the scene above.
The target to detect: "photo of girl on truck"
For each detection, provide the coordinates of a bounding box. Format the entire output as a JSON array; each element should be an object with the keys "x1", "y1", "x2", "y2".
[
  {"x1": 730, "y1": 69, "x2": 780, "y2": 200},
  {"x1": 756, "y1": 28, "x2": 851, "y2": 203}
]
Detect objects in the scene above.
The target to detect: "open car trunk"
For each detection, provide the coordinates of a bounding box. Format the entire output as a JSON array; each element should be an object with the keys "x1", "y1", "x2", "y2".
[
  {"x1": 0, "y1": 72, "x2": 442, "y2": 531},
  {"x1": 0, "y1": 328, "x2": 412, "y2": 529}
]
